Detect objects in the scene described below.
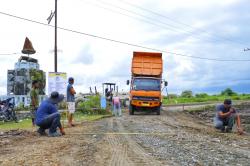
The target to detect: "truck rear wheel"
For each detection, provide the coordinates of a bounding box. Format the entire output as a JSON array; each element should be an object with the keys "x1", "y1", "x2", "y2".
[{"x1": 129, "y1": 105, "x2": 134, "y2": 115}]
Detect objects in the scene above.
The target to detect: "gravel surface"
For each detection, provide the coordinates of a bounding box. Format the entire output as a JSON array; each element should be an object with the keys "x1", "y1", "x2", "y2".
[{"x1": 0, "y1": 104, "x2": 249, "y2": 166}]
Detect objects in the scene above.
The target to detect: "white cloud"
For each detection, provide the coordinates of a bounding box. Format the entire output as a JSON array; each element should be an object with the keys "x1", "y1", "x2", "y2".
[{"x1": 0, "y1": 0, "x2": 249, "y2": 95}]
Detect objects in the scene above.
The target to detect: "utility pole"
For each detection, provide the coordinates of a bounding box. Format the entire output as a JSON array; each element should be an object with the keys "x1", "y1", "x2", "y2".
[
  {"x1": 54, "y1": 0, "x2": 58, "y2": 72},
  {"x1": 47, "y1": 0, "x2": 58, "y2": 72}
]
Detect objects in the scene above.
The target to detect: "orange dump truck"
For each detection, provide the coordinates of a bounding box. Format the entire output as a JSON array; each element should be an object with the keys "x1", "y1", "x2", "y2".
[{"x1": 127, "y1": 52, "x2": 167, "y2": 115}]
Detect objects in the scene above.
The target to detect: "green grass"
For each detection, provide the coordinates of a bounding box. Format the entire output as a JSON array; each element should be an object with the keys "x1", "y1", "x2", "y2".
[
  {"x1": 63, "y1": 112, "x2": 112, "y2": 122},
  {"x1": 0, "y1": 119, "x2": 31, "y2": 130},
  {"x1": 163, "y1": 94, "x2": 250, "y2": 105},
  {"x1": 0, "y1": 113, "x2": 111, "y2": 131}
]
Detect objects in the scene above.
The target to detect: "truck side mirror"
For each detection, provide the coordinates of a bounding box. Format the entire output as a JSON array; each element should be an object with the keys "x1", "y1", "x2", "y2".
[
  {"x1": 164, "y1": 81, "x2": 168, "y2": 87},
  {"x1": 126, "y1": 80, "x2": 130, "y2": 85}
]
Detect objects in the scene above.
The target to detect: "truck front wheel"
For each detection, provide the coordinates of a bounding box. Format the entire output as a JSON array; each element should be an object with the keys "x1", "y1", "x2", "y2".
[
  {"x1": 129, "y1": 104, "x2": 134, "y2": 115},
  {"x1": 156, "y1": 106, "x2": 161, "y2": 115}
]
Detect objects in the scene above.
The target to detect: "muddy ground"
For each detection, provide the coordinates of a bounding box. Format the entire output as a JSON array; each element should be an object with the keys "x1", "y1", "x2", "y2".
[{"x1": 0, "y1": 104, "x2": 249, "y2": 166}]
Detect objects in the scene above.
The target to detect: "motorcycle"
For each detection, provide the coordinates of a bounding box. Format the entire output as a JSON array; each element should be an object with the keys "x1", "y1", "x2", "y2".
[{"x1": 0, "y1": 97, "x2": 18, "y2": 122}]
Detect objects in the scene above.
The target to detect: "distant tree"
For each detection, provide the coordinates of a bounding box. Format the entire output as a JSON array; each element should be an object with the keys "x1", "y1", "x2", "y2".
[
  {"x1": 195, "y1": 93, "x2": 209, "y2": 98},
  {"x1": 181, "y1": 90, "x2": 193, "y2": 98},
  {"x1": 221, "y1": 88, "x2": 237, "y2": 96},
  {"x1": 168, "y1": 94, "x2": 178, "y2": 99}
]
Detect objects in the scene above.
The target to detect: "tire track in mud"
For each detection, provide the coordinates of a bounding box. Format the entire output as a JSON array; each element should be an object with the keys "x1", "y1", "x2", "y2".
[
  {"x1": 114, "y1": 118, "x2": 164, "y2": 166},
  {"x1": 105, "y1": 118, "x2": 131, "y2": 166},
  {"x1": 104, "y1": 117, "x2": 164, "y2": 166}
]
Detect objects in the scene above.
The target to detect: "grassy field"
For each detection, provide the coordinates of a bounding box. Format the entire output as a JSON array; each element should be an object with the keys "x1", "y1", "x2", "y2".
[
  {"x1": 163, "y1": 94, "x2": 250, "y2": 105},
  {"x1": 0, "y1": 113, "x2": 111, "y2": 131}
]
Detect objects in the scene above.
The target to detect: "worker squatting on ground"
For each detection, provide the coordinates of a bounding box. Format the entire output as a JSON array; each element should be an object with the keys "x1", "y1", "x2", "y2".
[
  {"x1": 214, "y1": 99, "x2": 244, "y2": 135},
  {"x1": 112, "y1": 94, "x2": 122, "y2": 117},
  {"x1": 30, "y1": 80, "x2": 39, "y2": 127},
  {"x1": 35, "y1": 92, "x2": 65, "y2": 137},
  {"x1": 67, "y1": 77, "x2": 76, "y2": 127}
]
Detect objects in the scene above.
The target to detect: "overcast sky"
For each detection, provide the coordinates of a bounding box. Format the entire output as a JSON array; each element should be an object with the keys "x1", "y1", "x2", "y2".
[{"x1": 0, "y1": 0, "x2": 250, "y2": 95}]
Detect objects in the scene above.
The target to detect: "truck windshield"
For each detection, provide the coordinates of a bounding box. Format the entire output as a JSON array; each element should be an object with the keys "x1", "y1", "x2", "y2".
[{"x1": 132, "y1": 78, "x2": 161, "y2": 91}]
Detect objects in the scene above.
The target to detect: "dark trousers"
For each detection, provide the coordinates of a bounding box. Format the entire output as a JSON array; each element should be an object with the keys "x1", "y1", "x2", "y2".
[
  {"x1": 37, "y1": 113, "x2": 62, "y2": 133},
  {"x1": 214, "y1": 114, "x2": 236, "y2": 130}
]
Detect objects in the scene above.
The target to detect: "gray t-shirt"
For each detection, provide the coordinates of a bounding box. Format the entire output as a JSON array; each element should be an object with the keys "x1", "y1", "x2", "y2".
[{"x1": 216, "y1": 104, "x2": 237, "y2": 119}]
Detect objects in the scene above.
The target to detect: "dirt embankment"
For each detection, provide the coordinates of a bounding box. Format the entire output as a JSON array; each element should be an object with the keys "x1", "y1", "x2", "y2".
[{"x1": 0, "y1": 105, "x2": 250, "y2": 166}]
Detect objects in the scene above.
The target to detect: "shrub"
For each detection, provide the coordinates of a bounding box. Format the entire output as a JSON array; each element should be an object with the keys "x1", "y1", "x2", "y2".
[
  {"x1": 77, "y1": 95, "x2": 107, "y2": 115},
  {"x1": 195, "y1": 93, "x2": 208, "y2": 98},
  {"x1": 168, "y1": 94, "x2": 178, "y2": 99},
  {"x1": 221, "y1": 88, "x2": 237, "y2": 96},
  {"x1": 58, "y1": 101, "x2": 67, "y2": 109},
  {"x1": 181, "y1": 90, "x2": 193, "y2": 98},
  {"x1": 231, "y1": 96, "x2": 240, "y2": 100}
]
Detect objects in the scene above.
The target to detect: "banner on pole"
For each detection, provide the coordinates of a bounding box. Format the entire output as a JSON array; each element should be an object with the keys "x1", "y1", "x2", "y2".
[{"x1": 48, "y1": 72, "x2": 67, "y2": 96}]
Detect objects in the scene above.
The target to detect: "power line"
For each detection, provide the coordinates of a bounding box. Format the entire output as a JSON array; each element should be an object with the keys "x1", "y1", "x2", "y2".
[
  {"x1": 0, "y1": 11, "x2": 250, "y2": 62},
  {"x1": 83, "y1": 0, "x2": 209, "y2": 42},
  {"x1": 86, "y1": 0, "x2": 193, "y2": 34},
  {"x1": 81, "y1": 0, "x2": 181, "y2": 34},
  {"x1": 116, "y1": 0, "x2": 248, "y2": 46},
  {"x1": 0, "y1": 53, "x2": 20, "y2": 56},
  {"x1": 83, "y1": 0, "x2": 249, "y2": 50}
]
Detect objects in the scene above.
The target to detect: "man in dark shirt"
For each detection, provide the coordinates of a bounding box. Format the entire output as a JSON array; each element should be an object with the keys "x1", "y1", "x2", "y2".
[
  {"x1": 35, "y1": 91, "x2": 65, "y2": 137},
  {"x1": 214, "y1": 99, "x2": 243, "y2": 134}
]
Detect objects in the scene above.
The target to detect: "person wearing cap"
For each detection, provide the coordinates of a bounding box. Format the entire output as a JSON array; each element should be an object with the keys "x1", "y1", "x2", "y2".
[
  {"x1": 30, "y1": 80, "x2": 39, "y2": 127},
  {"x1": 35, "y1": 92, "x2": 65, "y2": 137},
  {"x1": 66, "y1": 77, "x2": 76, "y2": 127},
  {"x1": 214, "y1": 99, "x2": 243, "y2": 134}
]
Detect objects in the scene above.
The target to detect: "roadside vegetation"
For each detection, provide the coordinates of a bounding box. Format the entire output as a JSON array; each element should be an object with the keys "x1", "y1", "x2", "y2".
[
  {"x1": 76, "y1": 95, "x2": 108, "y2": 115},
  {"x1": 0, "y1": 114, "x2": 110, "y2": 130},
  {"x1": 0, "y1": 95, "x2": 111, "y2": 130},
  {"x1": 163, "y1": 88, "x2": 250, "y2": 105}
]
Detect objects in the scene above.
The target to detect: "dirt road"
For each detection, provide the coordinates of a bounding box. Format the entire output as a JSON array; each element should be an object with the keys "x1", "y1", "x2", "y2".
[{"x1": 0, "y1": 108, "x2": 250, "y2": 166}]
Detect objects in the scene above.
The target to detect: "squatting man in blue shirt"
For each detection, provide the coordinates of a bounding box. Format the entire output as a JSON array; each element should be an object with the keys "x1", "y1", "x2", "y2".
[
  {"x1": 214, "y1": 99, "x2": 244, "y2": 135},
  {"x1": 35, "y1": 91, "x2": 66, "y2": 137}
]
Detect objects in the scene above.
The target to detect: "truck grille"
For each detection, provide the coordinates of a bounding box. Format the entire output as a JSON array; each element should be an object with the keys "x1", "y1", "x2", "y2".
[{"x1": 132, "y1": 96, "x2": 159, "y2": 101}]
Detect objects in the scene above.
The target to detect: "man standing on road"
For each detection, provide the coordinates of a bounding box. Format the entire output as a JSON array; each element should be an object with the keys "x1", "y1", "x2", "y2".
[
  {"x1": 35, "y1": 91, "x2": 65, "y2": 137},
  {"x1": 67, "y1": 77, "x2": 76, "y2": 127},
  {"x1": 30, "y1": 80, "x2": 39, "y2": 127},
  {"x1": 214, "y1": 99, "x2": 244, "y2": 134}
]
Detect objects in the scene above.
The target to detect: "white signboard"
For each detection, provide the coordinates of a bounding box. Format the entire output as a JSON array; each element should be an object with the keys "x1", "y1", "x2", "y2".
[{"x1": 48, "y1": 72, "x2": 67, "y2": 96}]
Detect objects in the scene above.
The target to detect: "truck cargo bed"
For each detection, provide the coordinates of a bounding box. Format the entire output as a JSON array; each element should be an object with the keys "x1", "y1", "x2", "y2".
[{"x1": 132, "y1": 52, "x2": 162, "y2": 76}]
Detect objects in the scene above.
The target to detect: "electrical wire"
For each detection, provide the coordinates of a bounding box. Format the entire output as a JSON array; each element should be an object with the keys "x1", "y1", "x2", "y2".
[
  {"x1": 117, "y1": 0, "x2": 248, "y2": 46},
  {"x1": 80, "y1": 0, "x2": 180, "y2": 33},
  {"x1": 84, "y1": 0, "x2": 193, "y2": 34},
  {"x1": 80, "y1": 0, "x2": 250, "y2": 53},
  {"x1": 0, "y1": 11, "x2": 250, "y2": 62},
  {"x1": 81, "y1": 0, "x2": 248, "y2": 46},
  {"x1": 0, "y1": 53, "x2": 20, "y2": 56}
]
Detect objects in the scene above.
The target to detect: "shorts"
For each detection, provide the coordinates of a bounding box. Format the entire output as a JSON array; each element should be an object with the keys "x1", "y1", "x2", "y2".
[{"x1": 67, "y1": 102, "x2": 75, "y2": 114}]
